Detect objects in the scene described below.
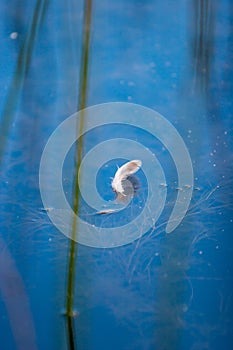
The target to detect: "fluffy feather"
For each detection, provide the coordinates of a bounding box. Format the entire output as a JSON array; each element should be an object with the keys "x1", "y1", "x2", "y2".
[{"x1": 111, "y1": 160, "x2": 142, "y2": 196}]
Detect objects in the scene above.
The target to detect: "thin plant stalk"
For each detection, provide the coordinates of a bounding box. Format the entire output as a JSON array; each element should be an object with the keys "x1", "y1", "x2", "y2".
[
  {"x1": 65, "y1": 1, "x2": 93, "y2": 349},
  {"x1": 0, "y1": 0, "x2": 49, "y2": 167}
]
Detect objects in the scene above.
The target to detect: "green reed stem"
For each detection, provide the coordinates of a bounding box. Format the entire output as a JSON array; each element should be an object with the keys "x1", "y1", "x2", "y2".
[
  {"x1": 0, "y1": 0, "x2": 49, "y2": 167},
  {"x1": 65, "y1": 1, "x2": 92, "y2": 349}
]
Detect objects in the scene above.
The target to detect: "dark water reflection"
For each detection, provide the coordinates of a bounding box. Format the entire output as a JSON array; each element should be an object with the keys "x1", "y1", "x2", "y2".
[{"x1": 191, "y1": 0, "x2": 214, "y2": 94}]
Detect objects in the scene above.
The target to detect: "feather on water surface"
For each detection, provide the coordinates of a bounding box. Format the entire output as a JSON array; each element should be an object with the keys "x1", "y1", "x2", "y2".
[{"x1": 111, "y1": 160, "x2": 142, "y2": 196}]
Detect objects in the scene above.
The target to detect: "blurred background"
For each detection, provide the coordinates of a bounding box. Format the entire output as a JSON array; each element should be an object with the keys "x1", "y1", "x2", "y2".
[{"x1": 0, "y1": 1, "x2": 233, "y2": 349}]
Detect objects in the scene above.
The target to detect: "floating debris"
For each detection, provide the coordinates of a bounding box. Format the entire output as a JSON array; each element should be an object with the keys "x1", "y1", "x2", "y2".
[
  {"x1": 10, "y1": 32, "x2": 18, "y2": 40},
  {"x1": 184, "y1": 184, "x2": 192, "y2": 189},
  {"x1": 112, "y1": 160, "x2": 142, "y2": 196},
  {"x1": 96, "y1": 209, "x2": 120, "y2": 215},
  {"x1": 41, "y1": 207, "x2": 53, "y2": 213}
]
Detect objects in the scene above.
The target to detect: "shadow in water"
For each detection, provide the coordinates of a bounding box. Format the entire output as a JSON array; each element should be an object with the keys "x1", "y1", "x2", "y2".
[
  {"x1": 0, "y1": 0, "x2": 49, "y2": 167},
  {"x1": 191, "y1": 0, "x2": 215, "y2": 96},
  {"x1": 0, "y1": 237, "x2": 37, "y2": 350}
]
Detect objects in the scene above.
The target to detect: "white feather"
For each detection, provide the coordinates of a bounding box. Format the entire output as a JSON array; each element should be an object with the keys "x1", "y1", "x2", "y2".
[{"x1": 111, "y1": 159, "x2": 142, "y2": 195}]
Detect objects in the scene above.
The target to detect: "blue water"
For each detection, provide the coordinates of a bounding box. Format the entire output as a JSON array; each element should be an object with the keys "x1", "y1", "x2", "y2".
[{"x1": 1, "y1": 1, "x2": 233, "y2": 349}]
